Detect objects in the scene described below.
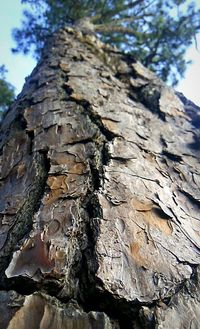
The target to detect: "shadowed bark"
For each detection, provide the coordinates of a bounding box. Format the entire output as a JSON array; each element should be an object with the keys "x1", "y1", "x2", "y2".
[{"x1": 0, "y1": 27, "x2": 200, "y2": 328}]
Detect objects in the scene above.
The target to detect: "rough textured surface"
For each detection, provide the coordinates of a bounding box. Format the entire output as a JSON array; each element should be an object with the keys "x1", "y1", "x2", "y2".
[
  {"x1": 0, "y1": 291, "x2": 118, "y2": 329},
  {"x1": 0, "y1": 27, "x2": 200, "y2": 328}
]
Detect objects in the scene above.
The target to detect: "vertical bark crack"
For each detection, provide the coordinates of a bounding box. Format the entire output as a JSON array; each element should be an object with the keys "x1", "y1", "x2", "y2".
[{"x1": 0, "y1": 149, "x2": 50, "y2": 279}]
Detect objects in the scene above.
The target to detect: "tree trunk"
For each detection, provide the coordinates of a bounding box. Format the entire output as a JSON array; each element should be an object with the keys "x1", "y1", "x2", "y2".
[{"x1": 0, "y1": 27, "x2": 200, "y2": 329}]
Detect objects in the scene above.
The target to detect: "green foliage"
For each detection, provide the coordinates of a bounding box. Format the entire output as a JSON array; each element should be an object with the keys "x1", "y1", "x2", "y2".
[
  {"x1": 0, "y1": 65, "x2": 15, "y2": 116},
  {"x1": 13, "y1": 0, "x2": 200, "y2": 85}
]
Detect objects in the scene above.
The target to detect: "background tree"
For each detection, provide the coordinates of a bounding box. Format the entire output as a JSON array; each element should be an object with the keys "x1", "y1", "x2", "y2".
[
  {"x1": 12, "y1": 0, "x2": 200, "y2": 85},
  {"x1": 0, "y1": 65, "x2": 15, "y2": 117}
]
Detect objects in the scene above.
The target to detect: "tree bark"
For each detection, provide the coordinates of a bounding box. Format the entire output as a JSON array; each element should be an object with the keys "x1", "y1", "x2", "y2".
[{"x1": 0, "y1": 27, "x2": 200, "y2": 329}]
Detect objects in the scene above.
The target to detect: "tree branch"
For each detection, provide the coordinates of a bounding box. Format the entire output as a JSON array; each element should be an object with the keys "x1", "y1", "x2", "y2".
[
  {"x1": 94, "y1": 24, "x2": 148, "y2": 38},
  {"x1": 108, "y1": 13, "x2": 153, "y2": 25},
  {"x1": 91, "y1": 0, "x2": 145, "y2": 22},
  {"x1": 134, "y1": 0, "x2": 157, "y2": 16}
]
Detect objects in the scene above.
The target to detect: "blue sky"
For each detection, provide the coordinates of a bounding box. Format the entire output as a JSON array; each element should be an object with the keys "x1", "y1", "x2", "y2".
[
  {"x1": 1, "y1": 0, "x2": 200, "y2": 106},
  {"x1": 0, "y1": 0, "x2": 36, "y2": 95}
]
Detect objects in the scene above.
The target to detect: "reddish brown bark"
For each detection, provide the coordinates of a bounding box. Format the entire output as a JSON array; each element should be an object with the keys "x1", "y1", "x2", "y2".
[{"x1": 0, "y1": 27, "x2": 200, "y2": 328}]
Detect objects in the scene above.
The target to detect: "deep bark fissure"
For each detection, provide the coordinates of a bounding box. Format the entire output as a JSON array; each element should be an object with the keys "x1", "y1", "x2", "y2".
[
  {"x1": 0, "y1": 146, "x2": 50, "y2": 279},
  {"x1": 180, "y1": 189, "x2": 200, "y2": 209},
  {"x1": 26, "y1": 130, "x2": 35, "y2": 155},
  {"x1": 138, "y1": 86, "x2": 165, "y2": 121},
  {"x1": 113, "y1": 61, "x2": 167, "y2": 124},
  {"x1": 78, "y1": 248, "x2": 157, "y2": 329},
  {"x1": 0, "y1": 59, "x2": 73, "y2": 299},
  {"x1": 59, "y1": 91, "x2": 145, "y2": 326},
  {"x1": 69, "y1": 96, "x2": 118, "y2": 141}
]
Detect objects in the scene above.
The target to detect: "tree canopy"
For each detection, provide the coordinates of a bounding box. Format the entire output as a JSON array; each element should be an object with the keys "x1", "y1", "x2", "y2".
[
  {"x1": 0, "y1": 65, "x2": 15, "y2": 116},
  {"x1": 13, "y1": 0, "x2": 200, "y2": 85}
]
